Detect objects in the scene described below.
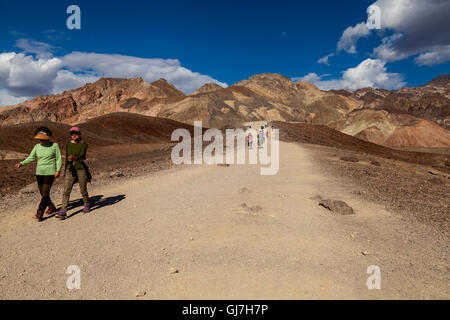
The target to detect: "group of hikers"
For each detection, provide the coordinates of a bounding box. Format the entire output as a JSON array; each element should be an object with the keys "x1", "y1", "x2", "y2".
[
  {"x1": 247, "y1": 122, "x2": 271, "y2": 149},
  {"x1": 15, "y1": 126, "x2": 91, "y2": 222}
]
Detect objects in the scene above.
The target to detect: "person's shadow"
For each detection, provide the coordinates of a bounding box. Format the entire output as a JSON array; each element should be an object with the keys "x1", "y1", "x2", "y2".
[{"x1": 58, "y1": 194, "x2": 126, "y2": 219}]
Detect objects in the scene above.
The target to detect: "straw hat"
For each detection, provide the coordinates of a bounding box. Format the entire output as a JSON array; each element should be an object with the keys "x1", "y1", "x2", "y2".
[{"x1": 34, "y1": 131, "x2": 50, "y2": 140}]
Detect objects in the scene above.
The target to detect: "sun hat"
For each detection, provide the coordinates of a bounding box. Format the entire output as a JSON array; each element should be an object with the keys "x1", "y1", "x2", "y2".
[{"x1": 34, "y1": 131, "x2": 50, "y2": 140}]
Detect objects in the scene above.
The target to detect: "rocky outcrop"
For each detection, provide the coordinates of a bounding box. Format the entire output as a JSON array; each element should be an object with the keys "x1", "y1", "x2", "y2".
[
  {"x1": 159, "y1": 73, "x2": 359, "y2": 128},
  {"x1": 339, "y1": 75, "x2": 450, "y2": 130},
  {"x1": 0, "y1": 77, "x2": 186, "y2": 126},
  {"x1": 190, "y1": 83, "x2": 224, "y2": 95},
  {"x1": 338, "y1": 109, "x2": 450, "y2": 148}
]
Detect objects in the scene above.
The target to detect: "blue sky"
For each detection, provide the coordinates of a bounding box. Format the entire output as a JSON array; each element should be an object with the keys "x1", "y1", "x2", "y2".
[{"x1": 1, "y1": 0, "x2": 449, "y2": 106}]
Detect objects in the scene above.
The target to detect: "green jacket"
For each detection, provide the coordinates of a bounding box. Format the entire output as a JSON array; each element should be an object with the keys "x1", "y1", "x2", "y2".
[
  {"x1": 65, "y1": 141, "x2": 88, "y2": 171},
  {"x1": 21, "y1": 142, "x2": 62, "y2": 176}
]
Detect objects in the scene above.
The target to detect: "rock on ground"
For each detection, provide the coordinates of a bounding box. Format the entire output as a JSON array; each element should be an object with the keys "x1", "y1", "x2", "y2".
[{"x1": 319, "y1": 199, "x2": 355, "y2": 215}]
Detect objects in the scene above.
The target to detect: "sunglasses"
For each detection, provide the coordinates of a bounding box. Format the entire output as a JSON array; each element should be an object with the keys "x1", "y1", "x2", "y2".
[{"x1": 70, "y1": 131, "x2": 80, "y2": 135}]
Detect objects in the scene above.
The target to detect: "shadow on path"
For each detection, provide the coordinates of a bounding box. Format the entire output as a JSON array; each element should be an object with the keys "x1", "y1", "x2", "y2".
[{"x1": 63, "y1": 194, "x2": 126, "y2": 219}]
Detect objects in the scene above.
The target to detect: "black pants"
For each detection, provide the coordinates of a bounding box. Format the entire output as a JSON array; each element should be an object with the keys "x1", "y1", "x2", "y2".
[{"x1": 36, "y1": 175, "x2": 55, "y2": 212}]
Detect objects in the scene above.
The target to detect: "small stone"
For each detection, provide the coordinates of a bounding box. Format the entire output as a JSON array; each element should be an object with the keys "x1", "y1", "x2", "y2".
[
  {"x1": 428, "y1": 170, "x2": 438, "y2": 175},
  {"x1": 340, "y1": 156, "x2": 359, "y2": 163},
  {"x1": 370, "y1": 160, "x2": 381, "y2": 166},
  {"x1": 109, "y1": 170, "x2": 124, "y2": 178},
  {"x1": 238, "y1": 187, "x2": 252, "y2": 194},
  {"x1": 135, "y1": 291, "x2": 146, "y2": 297},
  {"x1": 169, "y1": 267, "x2": 179, "y2": 274},
  {"x1": 240, "y1": 203, "x2": 262, "y2": 214},
  {"x1": 217, "y1": 163, "x2": 230, "y2": 167},
  {"x1": 361, "y1": 251, "x2": 371, "y2": 256}
]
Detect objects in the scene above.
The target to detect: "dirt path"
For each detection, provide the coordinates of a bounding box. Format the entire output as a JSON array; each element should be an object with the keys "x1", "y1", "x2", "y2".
[{"x1": 0, "y1": 140, "x2": 448, "y2": 299}]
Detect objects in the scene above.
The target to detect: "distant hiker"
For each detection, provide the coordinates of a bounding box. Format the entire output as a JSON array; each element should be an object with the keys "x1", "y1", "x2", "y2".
[
  {"x1": 248, "y1": 132, "x2": 253, "y2": 148},
  {"x1": 258, "y1": 129, "x2": 265, "y2": 148},
  {"x1": 15, "y1": 127, "x2": 62, "y2": 221},
  {"x1": 265, "y1": 128, "x2": 269, "y2": 138},
  {"x1": 56, "y1": 127, "x2": 92, "y2": 219}
]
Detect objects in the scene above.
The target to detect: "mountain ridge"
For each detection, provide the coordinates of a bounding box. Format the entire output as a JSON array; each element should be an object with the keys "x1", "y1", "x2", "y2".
[{"x1": 1, "y1": 73, "x2": 449, "y2": 148}]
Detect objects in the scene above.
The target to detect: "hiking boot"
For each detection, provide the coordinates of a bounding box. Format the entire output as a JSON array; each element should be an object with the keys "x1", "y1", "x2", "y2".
[
  {"x1": 83, "y1": 205, "x2": 90, "y2": 214},
  {"x1": 45, "y1": 204, "x2": 57, "y2": 216},
  {"x1": 34, "y1": 210, "x2": 44, "y2": 222},
  {"x1": 55, "y1": 210, "x2": 67, "y2": 220}
]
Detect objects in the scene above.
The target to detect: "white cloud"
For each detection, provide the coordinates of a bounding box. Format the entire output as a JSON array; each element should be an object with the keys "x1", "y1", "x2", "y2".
[
  {"x1": 294, "y1": 58, "x2": 405, "y2": 91},
  {"x1": 14, "y1": 38, "x2": 54, "y2": 59},
  {"x1": 0, "y1": 52, "x2": 62, "y2": 97},
  {"x1": 414, "y1": 45, "x2": 450, "y2": 66},
  {"x1": 337, "y1": 22, "x2": 370, "y2": 54},
  {"x1": 333, "y1": 0, "x2": 450, "y2": 66},
  {"x1": 371, "y1": 0, "x2": 450, "y2": 63},
  {"x1": 371, "y1": 33, "x2": 409, "y2": 62},
  {"x1": 317, "y1": 53, "x2": 335, "y2": 65},
  {"x1": 293, "y1": 73, "x2": 322, "y2": 83},
  {"x1": 0, "y1": 49, "x2": 228, "y2": 107},
  {"x1": 0, "y1": 89, "x2": 28, "y2": 107}
]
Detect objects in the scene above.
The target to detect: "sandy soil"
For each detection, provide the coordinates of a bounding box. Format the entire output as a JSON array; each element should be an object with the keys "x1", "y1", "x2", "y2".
[{"x1": 0, "y1": 138, "x2": 448, "y2": 299}]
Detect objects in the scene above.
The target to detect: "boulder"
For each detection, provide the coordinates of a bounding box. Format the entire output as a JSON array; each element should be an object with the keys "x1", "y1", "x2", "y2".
[{"x1": 319, "y1": 199, "x2": 355, "y2": 215}]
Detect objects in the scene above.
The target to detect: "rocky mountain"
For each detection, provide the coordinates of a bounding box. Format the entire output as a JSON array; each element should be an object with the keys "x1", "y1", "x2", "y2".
[
  {"x1": 341, "y1": 75, "x2": 450, "y2": 130},
  {"x1": 159, "y1": 73, "x2": 359, "y2": 128},
  {"x1": 1, "y1": 73, "x2": 449, "y2": 148},
  {"x1": 190, "y1": 83, "x2": 224, "y2": 95},
  {"x1": 0, "y1": 77, "x2": 185, "y2": 126},
  {"x1": 337, "y1": 109, "x2": 450, "y2": 148},
  {"x1": 331, "y1": 75, "x2": 450, "y2": 147}
]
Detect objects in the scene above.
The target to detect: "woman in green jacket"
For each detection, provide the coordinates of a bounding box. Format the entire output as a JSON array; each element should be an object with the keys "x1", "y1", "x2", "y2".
[
  {"x1": 15, "y1": 127, "x2": 62, "y2": 221},
  {"x1": 55, "y1": 126, "x2": 91, "y2": 219}
]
